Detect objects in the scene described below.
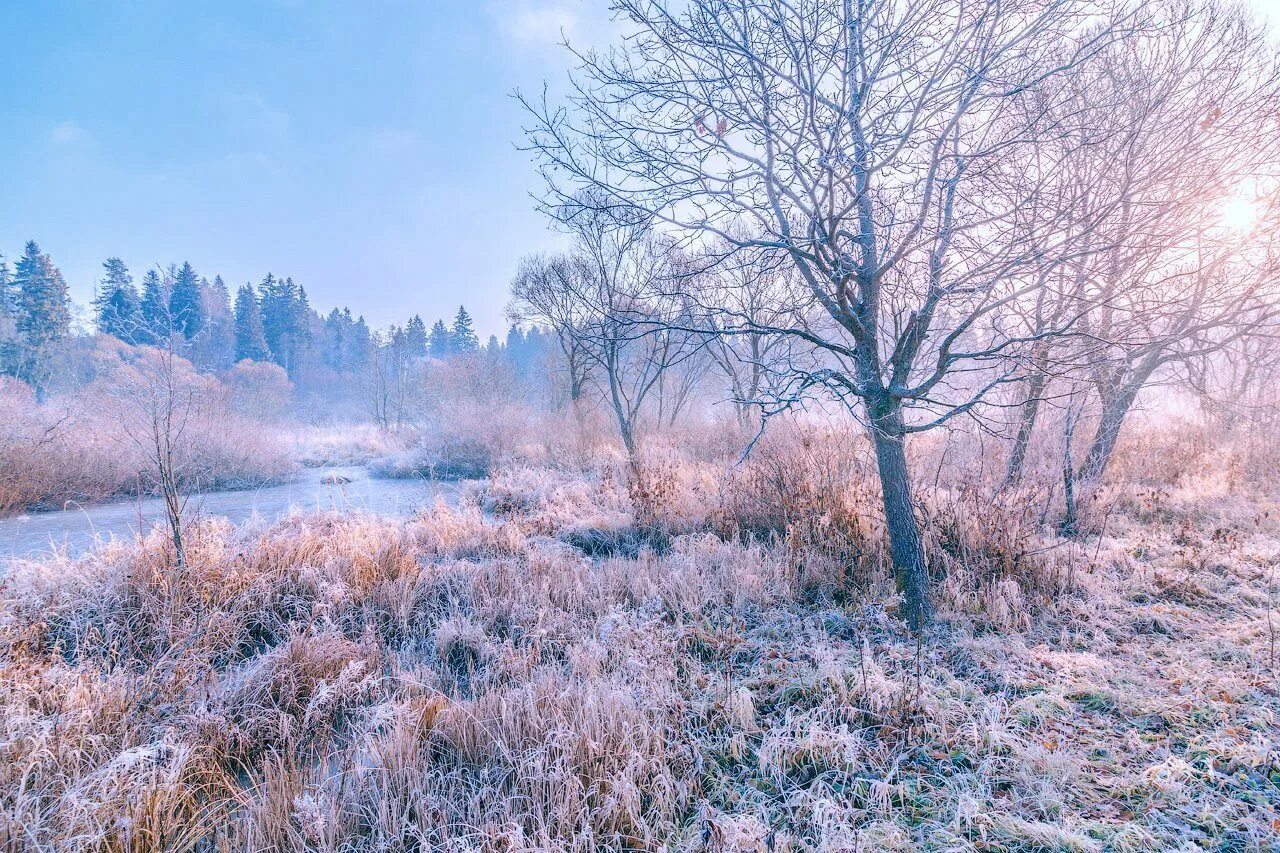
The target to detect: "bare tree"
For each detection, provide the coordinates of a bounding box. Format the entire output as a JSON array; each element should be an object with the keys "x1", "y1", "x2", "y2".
[
  {"x1": 519, "y1": 204, "x2": 708, "y2": 459},
  {"x1": 522, "y1": 0, "x2": 1128, "y2": 628},
  {"x1": 107, "y1": 271, "x2": 203, "y2": 567},
  {"x1": 1061, "y1": 6, "x2": 1280, "y2": 486},
  {"x1": 688, "y1": 241, "x2": 793, "y2": 429},
  {"x1": 359, "y1": 329, "x2": 415, "y2": 432},
  {"x1": 510, "y1": 253, "x2": 596, "y2": 408},
  {"x1": 1187, "y1": 332, "x2": 1280, "y2": 433}
]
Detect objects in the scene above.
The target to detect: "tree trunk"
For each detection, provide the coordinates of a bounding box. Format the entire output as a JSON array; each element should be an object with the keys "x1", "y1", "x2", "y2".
[
  {"x1": 1077, "y1": 381, "x2": 1141, "y2": 484},
  {"x1": 869, "y1": 406, "x2": 931, "y2": 631},
  {"x1": 1001, "y1": 368, "x2": 1048, "y2": 489},
  {"x1": 1058, "y1": 403, "x2": 1083, "y2": 537},
  {"x1": 618, "y1": 416, "x2": 637, "y2": 459}
]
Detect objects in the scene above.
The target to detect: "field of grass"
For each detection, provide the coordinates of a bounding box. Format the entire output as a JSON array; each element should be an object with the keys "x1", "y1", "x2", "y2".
[{"x1": 1, "y1": 423, "x2": 1277, "y2": 851}]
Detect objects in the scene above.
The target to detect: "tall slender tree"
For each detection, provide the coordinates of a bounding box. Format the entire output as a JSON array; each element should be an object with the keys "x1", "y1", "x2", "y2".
[
  {"x1": 346, "y1": 313, "x2": 373, "y2": 370},
  {"x1": 197, "y1": 275, "x2": 235, "y2": 369},
  {"x1": 169, "y1": 261, "x2": 205, "y2": 340},
  {"x1": 93, "y1": 257, "x2": 139, "y2": 342},
  {"x1": 0, "y1": 256, "x2": 14, "y2": 374},
  {"x1": 0, "y1": 255, "x2": 12, "y2": 317},
  {"x1": 405, "y1": 314, "x2": 428, "y2": 358},
  {"x1": 428, "y1": 318, "x2": 453, "y2": 359},
  {"x1": 138, "y1": 269, "x2": 170, "y2": 344},
  {"x1": 451, "y1": 305, "x2": 480, "y2": 354},
  {"x1": 11, "y1": 241, "x2": 71, "y2": 390},
  {"x1": 234, "y1": 283, "x2": 271, "y2": 362},
  {"x1": 323, "y1": 307, "x2": 348, "y2": 371}
]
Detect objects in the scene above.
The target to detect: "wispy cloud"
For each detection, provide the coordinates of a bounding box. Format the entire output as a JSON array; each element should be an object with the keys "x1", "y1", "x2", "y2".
[{"x1": 49, "y1": 121, "x2": 88, "y2": 146}]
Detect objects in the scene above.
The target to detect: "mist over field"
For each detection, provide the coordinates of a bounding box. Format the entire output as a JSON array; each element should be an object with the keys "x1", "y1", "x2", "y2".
[{"x1": 2, "y1": 1, "x2": 1280, "y2": 850}]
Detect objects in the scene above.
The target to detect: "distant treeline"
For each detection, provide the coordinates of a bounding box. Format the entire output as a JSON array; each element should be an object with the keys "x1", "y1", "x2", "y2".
[{"x1": 0, "y1": 243, "x2": 553, "y2": 395}]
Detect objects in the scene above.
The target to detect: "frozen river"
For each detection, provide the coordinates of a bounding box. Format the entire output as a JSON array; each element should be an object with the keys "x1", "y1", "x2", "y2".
[{"x1": 0, "y1": 467, "x2": 457, "y2": 562}]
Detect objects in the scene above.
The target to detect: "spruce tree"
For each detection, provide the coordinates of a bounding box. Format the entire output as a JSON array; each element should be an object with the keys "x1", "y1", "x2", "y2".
[
  {"x1": 405, "y1": 314, "x2": 428, "y2": 358},
  {"x1": 323, "y1": 308, "x2": 348, "y2": 371},
  {"x1": 12, "y1": 241, "x2": 71, "y2": 387},
  {"x1": 451, "y1": 306, "x2": 480, "y2": 353},
  {"x1": 347, "y1": 313, "x2": 373, "y2": 370},
  {"x1": 293, "y1": 283, "x2": 314, "y2": 353},
  {"x1": 428, "y1": 318, "x2": 453, "y2": 359},
  {"x1": 198, "y1": 275, "x2": 235, "y2": 369},
  {"x1": 14, "y1": 242, "x2": 71, "y2": 350},
  {"x1": 234, "y1": 283, "x2": 271, "y2": 362},
  {"x1": 169, "y1": 261, "x2": 205, "y2": 340},
  {"x1": 505, "y1": 323, "x2": 525, "y2": 353},
  {"x1": 0, "y1": 257, "x2": 14, "y2": 374},
  {"x1": 93, "y1": 257, "x2": 139, "y2": 341},
  {"x1": 138, "y1": 269, "x2": 170, "y2": 344},
  {"x1": 258, "y1": 273, "x2": 288, "y2": 366}
]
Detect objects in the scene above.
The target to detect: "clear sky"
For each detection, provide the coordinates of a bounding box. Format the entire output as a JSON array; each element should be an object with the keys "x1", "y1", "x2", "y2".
[
  {"x1": 2, "y1": 1, "x2": 1275, "y2": 336},
  {"x1": 0, "y1": 1, "x2": 616, "y2": 336}
]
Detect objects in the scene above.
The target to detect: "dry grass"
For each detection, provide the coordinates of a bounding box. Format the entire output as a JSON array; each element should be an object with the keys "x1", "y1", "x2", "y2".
[
  {"x1": 2, "y1": 417, "x2": 1277, "y2": 850},
  {"x1": 287, "y1": 423, "x2": 409, "y2": 469}
]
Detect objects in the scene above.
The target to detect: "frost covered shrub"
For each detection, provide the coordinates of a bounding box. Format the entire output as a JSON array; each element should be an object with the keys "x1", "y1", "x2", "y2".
[
  {"x1": 0, "y1": 377, "x2": 133, "y2": 515},
  {"x1": 375, "y1": 432, "x2": 500, "y2": 480},
  {"x1": 225, "y1": 358, "x2": 293, "y2": 421},
  {"x1": 0, "y1": 352, "x2": 295, "y2": 516},
  {"x1": 373, "y1": 353, "x2": 555, "y2": 480},
  {"x1": 288, "y1": 422, "x2": 406, "y2": 467}
]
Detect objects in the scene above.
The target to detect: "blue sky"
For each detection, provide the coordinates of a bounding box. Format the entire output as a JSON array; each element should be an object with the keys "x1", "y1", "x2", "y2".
[
  {"x1": 0, "y1": 1, "x2": 613, "y2": 336},
  {"x1": 2, "y1": 1, "x2": 1275, "y2": 336}
]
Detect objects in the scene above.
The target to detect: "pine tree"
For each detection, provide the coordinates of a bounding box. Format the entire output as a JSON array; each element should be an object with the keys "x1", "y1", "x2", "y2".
[
  {"x1": 93, "y1": 257, "x2": 139, "y2": 342},
  {"x1": 505, "y1": 323, "x2": 525, "y2": 354},
  {"x1": 346, "y1": 313, "x2": 372, "y2": 370},
  {"x1": 258, "y1": 273, "x2": 288, "y2": 366},
  {"x1": 169, "y1": 261, "x2": 205, "y2": 340},
  {"x1": 259, "y1": 275, "x2": 312, "y2": 372},
  {"x1": 323, "y1": 308, "x2": 348, "y2": 371},
  {"x1": 428, "y1": 318, "x2": 453, "y2": 359},
  {"x1": 451, "y1": 305, "x2": 480, "y2": 353},
  {"x1": 198, "y1": 275, "x2": 235, "y2": 369},
  {"x1": 11, "y1": 241, "x2": 71, "y2": 387},
  {"x1": 293, "y1": 283, "x2": 314, "y2": 353},
  {"x1": 138, "y1": 269, "x2": 170, "y2": 344},
  {"x1": 487, "y1": 334, "x2": 501, "y2": 353},
  {"x1": 405, "y1": 314, "x2": 428, "y2": 358},
  {"x1": 234, "y1": 283, "x2": 271, "y2": 362},
  {"x1": 14, "y1": 241, "x2": 71, "y2": 348}
]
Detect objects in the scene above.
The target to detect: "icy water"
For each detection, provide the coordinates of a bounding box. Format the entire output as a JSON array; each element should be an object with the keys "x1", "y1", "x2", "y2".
[{"x1": 0, "y1": 467, "x2": 458, "y2": 562}]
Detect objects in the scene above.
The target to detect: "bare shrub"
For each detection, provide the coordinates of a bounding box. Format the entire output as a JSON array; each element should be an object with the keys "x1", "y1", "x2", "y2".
[
  {"x1": 225, "y1": 359, "x2": 293, "y2": 421},
  {"x1": 0, "y1": 356, "x2": 294, "y2": 517}
]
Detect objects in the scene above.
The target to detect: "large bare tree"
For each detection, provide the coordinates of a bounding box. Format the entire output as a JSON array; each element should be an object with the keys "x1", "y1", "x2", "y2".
[{"x1": 522, "y1": 0, "x2": 1128, "y2": 628}]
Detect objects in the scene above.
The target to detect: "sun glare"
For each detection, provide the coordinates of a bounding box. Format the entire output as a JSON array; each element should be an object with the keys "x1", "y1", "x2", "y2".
[{"x1": 1219, "y1": 195, "x2": 1261, "y2": 232}]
